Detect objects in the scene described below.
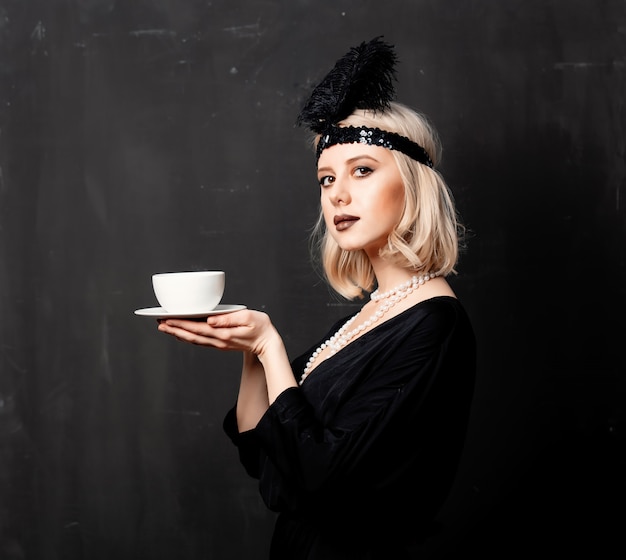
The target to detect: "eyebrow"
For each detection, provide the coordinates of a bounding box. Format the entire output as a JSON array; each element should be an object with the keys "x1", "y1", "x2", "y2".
[{"x1": 317, "y1": 154, "x2": 381, "y2": 174}]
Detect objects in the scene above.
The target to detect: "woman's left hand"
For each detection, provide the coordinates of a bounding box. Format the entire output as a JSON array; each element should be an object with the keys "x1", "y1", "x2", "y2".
[{"x1": 157, "y1": 309, "x2": 277, "y2": 357}]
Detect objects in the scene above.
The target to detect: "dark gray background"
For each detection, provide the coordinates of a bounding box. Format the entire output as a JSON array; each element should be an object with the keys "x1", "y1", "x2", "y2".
[{"x1": 1, "y1": 1, "x2": 624, "y2": 558}]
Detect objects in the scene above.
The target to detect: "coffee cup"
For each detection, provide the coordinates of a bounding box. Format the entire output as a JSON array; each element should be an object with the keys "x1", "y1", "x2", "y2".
[{"x1": 152, "y1": 270, "x2": 225, "y2": 313}]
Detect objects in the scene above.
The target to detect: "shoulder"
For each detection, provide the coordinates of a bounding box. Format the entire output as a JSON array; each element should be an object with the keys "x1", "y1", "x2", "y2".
[
  {"x1": 406, "y1": 296, "x2": 471, "y2": 330},
  {"x1": 395, "y1": 296, "x2": 475, "y2": 355}
]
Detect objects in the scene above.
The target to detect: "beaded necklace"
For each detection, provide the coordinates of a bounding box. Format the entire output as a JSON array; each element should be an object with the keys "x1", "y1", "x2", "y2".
[{"x1": 299, "y1": 272, "x2": 438, "y2": 385}]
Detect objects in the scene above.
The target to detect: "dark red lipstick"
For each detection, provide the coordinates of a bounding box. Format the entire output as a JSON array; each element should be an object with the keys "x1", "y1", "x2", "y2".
[{"x1": 334, "y1": 214, "x2": 359, "y2": 231}]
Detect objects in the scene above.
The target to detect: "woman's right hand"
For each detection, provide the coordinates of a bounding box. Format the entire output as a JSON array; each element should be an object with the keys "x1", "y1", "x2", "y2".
[
  {"x1": 157, "y1": 309, "x2": 277, "y2": 358},
  {"x1": 158, "y1": 309, "x2": 298, "y2": 404}
]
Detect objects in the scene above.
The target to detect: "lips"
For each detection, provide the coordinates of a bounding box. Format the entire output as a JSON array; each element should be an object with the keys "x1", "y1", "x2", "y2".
[{"x1": 334, "y1": 214, "x2": 359, "y2": 231}]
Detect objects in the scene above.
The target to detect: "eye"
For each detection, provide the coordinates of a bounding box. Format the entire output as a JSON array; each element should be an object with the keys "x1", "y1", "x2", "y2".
[
  {"x1": 318, "y1": 175, "x2": 335, "y2": 187},
  {"x1": 354, "y1": 166, "x2": 373, "y2": 177}
]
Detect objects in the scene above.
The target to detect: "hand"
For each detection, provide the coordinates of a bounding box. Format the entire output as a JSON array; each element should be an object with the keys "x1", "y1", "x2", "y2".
[{"x1": 157, "y1": 309, "x2": 278, "y2": 357}]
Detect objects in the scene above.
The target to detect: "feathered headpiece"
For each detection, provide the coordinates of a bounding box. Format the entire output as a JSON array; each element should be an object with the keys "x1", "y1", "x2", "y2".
[{"x1": 296, "y1": 37, "x2": 433, "y2": 167}]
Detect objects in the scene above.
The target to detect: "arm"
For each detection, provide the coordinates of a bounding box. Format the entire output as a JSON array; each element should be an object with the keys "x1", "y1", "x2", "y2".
[
  {"x1": 157, "y1": 309, "x2": 298, "y2": 430},
  {"x1": 235, "y1": 351, "x2": 269, "y2": 431}
]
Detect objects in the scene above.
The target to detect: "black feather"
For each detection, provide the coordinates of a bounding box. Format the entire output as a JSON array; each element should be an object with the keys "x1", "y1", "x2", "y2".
[{"x1": 296, "y1": 36, "x2": 398, "y2": 133}]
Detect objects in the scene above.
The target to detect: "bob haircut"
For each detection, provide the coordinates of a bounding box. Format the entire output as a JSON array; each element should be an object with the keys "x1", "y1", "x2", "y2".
[{"x1": 310, "y1": 101, "x2": 463, "y2": 300}]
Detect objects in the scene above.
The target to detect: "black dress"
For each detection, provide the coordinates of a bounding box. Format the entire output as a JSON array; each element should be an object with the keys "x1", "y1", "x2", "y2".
[{"x1": 223, "y1": 296, "x2": 476, "y2": 560}]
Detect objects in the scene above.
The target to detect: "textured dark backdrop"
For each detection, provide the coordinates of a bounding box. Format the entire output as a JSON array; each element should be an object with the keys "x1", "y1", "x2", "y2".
[{"x1": 0, "y1": 1, "x2": 624, "y2": 559}]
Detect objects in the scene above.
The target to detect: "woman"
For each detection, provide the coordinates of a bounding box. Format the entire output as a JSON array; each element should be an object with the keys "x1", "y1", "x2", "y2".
[{"x1": 158, "y1": 37, "x2": 476, "y2": 560}]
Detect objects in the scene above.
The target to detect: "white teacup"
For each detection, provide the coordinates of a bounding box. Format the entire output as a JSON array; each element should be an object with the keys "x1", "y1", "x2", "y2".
[{"x1": 152, "y1": 271, "x2": 225, "y2": 313}]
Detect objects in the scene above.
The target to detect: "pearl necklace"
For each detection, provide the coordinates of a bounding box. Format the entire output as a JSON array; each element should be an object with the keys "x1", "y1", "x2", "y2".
[
  {"x1": 369, "y1": 272, "x2": 438, "y2": 302},
  {"x1": 300, "y1": 272, "x2": 437, "y2": 385}
]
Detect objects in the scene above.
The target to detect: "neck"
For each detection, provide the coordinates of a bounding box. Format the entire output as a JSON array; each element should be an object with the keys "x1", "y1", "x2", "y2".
[{"x1": 369, "y1": 260, "x2": 413, "y2": 294}]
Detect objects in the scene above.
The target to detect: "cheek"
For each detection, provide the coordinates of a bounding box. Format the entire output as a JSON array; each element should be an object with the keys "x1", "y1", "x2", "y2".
[
  {"x1": 320, "y1": 191, "x2": 333, "y2": 211},
  {"x1": 378, "y1": 191, "x2": 404, "y2": 221},
  {"x1": 393, "y1": 194, "x2": 406, "y2": 219},
  {"x1": 320, "y1": 194, "x2": 334, "y2": 225},
  {"x1": 387, "y1": 178, "x2": 406, "y2": 215}
]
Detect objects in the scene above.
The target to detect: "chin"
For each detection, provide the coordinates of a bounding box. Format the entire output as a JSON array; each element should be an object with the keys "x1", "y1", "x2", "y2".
[
  {"x1": 333, "y1": 237, "x2": 364, "y2": 252},
  {"x1": 338, "y1": 242, "x2": 379, "y2": 254},
  {"x1": 331, "y1": 234, "x2": 384, "y2": 254}
]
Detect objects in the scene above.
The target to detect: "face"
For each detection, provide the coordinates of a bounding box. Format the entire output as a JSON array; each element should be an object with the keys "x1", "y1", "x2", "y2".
[{"x1": 317, "y1": 142, "x2": 405, "y2": 256}]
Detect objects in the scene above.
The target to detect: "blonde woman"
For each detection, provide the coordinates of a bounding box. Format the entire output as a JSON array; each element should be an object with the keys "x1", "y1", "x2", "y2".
[{"x1": 158, "y1": 37, "x2": 476, "y2": 560}]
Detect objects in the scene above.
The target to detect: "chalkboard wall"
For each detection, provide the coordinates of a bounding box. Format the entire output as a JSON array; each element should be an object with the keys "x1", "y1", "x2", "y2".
[{"x1": 1, "y1": 1, "x2": 624, "y2": 558}]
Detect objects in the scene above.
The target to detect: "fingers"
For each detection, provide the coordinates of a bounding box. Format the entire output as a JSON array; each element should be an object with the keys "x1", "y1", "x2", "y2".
[
  {"x1": 158, "y1": 310, "x2": 249, "y2": 331},
  {"x1": 157, "y1": 314, "x2": 248, "y2": 349},
  {"x1": 206, "y1": 309, "x2": 253, "y2": 328},
  {"x1": 156, "y1": 309, "x2": 269, "y2": 353},
  {"x1": 157, "y1": 320, "x2": 230, "y2": 349},
  {"x1": 158, "y1": 317, "x2": 218, "y2": 338}
]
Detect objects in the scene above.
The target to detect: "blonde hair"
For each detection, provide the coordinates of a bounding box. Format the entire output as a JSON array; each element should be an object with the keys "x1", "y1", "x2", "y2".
[{"x1": 310, "y1": 101, "x2": 463, "y2": 300}]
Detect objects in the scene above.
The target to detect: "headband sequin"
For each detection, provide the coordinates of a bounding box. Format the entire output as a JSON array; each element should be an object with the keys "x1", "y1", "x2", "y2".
[{"x1": 315, "y1": 125, "x2": 433, "y2": 167}]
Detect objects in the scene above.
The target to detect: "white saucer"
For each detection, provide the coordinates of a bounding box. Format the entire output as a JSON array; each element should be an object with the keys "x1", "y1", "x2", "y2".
[{"x1": 134, "y1": 304, "x2": 247, "y2": 318}]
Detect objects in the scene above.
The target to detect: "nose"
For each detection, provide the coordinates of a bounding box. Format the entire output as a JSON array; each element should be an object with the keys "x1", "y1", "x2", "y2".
[{"x1": 328, "y1": 176, "x2": 351, "y2": 206}]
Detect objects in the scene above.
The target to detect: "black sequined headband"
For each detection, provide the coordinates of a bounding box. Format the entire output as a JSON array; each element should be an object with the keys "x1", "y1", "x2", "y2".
[
  {"x1": 296, "y1": 37, "x2": 433, "y2": 168},
  {"x1": 315, "y1": 125, "x2": 434, "y2": 167}
]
